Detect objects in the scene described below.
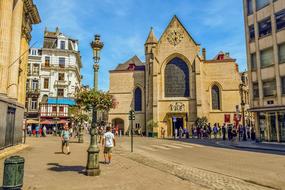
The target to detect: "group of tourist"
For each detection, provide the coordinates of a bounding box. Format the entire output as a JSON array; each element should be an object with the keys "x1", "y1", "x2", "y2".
[
  {"x1": 26, "y1": 125, "x2": 48, "y2": 137},
  {"x1": 172, "y1": 123, "x2": 256, "y2": 141},
  {"x1": 59, "y1": 123, "x2": 115, "y2": 164}
]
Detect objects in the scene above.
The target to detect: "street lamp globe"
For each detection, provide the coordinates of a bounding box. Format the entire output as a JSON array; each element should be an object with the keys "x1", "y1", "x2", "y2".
[{"x1": 91, "y1": 34, "x2": 104, "y2": 64}]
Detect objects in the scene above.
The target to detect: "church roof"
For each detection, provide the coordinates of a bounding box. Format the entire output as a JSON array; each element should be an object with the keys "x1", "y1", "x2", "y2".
[
  {"x1": 212, "y1": 51, "x2": 235, "y2": 61},
  {"x1": 158, "y1": 15, "x2": 199, "y2": 46},
  {"x1": 113, "y1": 55, "x2": 145, "y2": 71},
  {"x1": 145, "y1": 27, "x2": 158, "y2": 44}
]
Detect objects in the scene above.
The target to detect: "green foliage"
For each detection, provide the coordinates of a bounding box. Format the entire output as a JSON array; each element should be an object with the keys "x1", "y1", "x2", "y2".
[
  {"x1": 195, "y1": 117, "x2": 208, "y2": 128},
  {"x1": 147, "y1": 120, "x2": 158, "y2": 131},
  {"x1": 75, "y1": 89, "x2": 115, "y2": 112},
  {"x1": 69, "y1": 106, "x2": 89, "y2": 124}
]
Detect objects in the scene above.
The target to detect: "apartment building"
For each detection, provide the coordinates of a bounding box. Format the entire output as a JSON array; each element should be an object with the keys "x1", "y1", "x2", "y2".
[
  {"x1": 243, "y1": 0, "x2": 285, "y2": 142},
  {"x1": 25, "y1": 28, "x2": 82, "y2": 130}
]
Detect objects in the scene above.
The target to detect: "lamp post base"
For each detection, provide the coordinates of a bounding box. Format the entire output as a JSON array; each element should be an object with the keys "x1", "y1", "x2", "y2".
[
  {"x1": 86, "y1": 149, "x2": 100, "y2": 176},
  {"x1": 86, "y1": 168, "x2": 101, "y2": 176}
]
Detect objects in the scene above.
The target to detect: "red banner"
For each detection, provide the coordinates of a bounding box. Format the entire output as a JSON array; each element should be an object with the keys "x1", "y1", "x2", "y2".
[{"x1": 224, "y1": 114, "x2": 230, "y2": 123}]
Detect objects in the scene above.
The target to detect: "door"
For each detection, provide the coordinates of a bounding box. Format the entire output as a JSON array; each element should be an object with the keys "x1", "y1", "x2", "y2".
[
  {"x1": 172, "y1": 117, "x2": 183, "y2": 136},
  {"x1": 5, "y1": 107, "x2": 16, "y2": 147},
  {"x1": 269, "y1": 113, "x2": 277, "y2": 142}
]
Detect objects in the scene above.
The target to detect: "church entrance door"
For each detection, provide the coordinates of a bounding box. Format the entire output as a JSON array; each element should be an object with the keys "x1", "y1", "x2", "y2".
[{"x1": 172, "y1": 117, "x2": 183, "y2": 137}]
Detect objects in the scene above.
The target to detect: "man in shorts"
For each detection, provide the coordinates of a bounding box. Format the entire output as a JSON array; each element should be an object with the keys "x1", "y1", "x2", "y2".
[
  {"x1": 61, "y1": 124, "x2": 71, "y2": 155},
  {"x1": 102, "y1": 126, "x2": 115, "y2": 164}
]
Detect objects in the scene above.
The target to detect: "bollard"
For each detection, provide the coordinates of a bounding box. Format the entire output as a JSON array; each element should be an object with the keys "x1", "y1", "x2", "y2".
[{"x1": 2, "y1": 156, "x2": 25, "y2": 190}]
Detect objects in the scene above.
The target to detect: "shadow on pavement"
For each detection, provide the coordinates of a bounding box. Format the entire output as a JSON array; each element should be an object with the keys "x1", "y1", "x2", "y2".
[
  {"x1": 54, "y1": 152, "x2": 65, "y2": 154},
  {"x1": 47, "y1": 163, "x2": 85, "y2": 174}
]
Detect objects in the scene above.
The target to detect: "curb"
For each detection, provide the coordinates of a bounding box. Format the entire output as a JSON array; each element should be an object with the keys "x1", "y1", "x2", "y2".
[
  {"x1": 0, "y1": 144, "x2": 29, "y2": 160},
  {"x1": 231, "y1": 145, "x2": 285, "y2": 152}
]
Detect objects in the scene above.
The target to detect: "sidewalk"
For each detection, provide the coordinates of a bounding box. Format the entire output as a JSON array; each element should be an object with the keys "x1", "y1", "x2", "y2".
[
  {"x1": 175, "y1": 137, "x2": 285, "y2": 153},
  {"x1": 0, "y1": 136, "x2": 202, "y2": 190},
  {"x1": 217, "y1": 140, "x2": 285, "y2": 152}
]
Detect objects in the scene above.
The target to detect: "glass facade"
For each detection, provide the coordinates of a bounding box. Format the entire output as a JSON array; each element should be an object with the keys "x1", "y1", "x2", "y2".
[
  {"x1": 256, "y1": 0, "x2": 270, "y2": 11},
  {"x1": 258, "y1": 17, "x2": 272, "y2": 38},
  {"x1": 249, "y1": 25, "x2": 255, "y2": 42},
  {"x1": 275, "y1": 9, "x2": 285, "y2": 31},
  {"x1": 251, "y1": 53, "x2": 257, "y2": 69},
  {"x1": 260, "y1": 47, "x2": 273, "y2": 67},
  {"x1": 258, "y1": 111, "x2": 285, "y2": 142}
]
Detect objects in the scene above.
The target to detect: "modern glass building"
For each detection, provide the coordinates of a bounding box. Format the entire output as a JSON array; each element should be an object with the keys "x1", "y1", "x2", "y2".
[{"x1": 243, "y1": 0, "x2": 285, "y2": 142}]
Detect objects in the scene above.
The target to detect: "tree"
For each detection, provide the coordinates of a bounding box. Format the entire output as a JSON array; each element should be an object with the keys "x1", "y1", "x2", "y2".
[
  {"x1": 195, "y1": 117, "x2": 208, "y2": 128},
  {"x1": 75, "y1": 89, "x2": 115, "y2": 122},
  {"x1": 146, "y1": 120, "x2": 158, "y2": 136}
]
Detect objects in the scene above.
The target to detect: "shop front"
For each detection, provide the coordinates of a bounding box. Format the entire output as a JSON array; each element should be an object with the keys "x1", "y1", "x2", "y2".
[{"x1": 256, "y1": 110, "x2": 285, "y2": 142}]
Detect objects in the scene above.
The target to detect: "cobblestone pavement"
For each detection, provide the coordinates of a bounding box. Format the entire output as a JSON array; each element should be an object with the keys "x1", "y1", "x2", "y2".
[
  {"x1": 0, "y1": 136, "x2": 203, "y2": 190},
  {"x1": 117, "y1": 137, "x2": 285, "y2": 190}
]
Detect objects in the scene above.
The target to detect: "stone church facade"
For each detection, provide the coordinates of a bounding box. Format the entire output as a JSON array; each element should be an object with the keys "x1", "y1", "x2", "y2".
[{"x1": 108, "y1": 16, "x2": 242, "y2": 137}]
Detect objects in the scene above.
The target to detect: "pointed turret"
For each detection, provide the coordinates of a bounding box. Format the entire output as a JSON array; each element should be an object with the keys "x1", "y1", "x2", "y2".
[{"x1": 145, "y1": 27, "x2": 158, "y2": 45}]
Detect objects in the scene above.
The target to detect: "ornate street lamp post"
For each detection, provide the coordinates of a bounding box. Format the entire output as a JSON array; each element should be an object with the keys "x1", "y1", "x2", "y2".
[
  {"x1": 86, "y1": 35, "x2": 104, "y2": 176},
  {"x1": 239, "y1": 72, "x2": 246, "y2": 141}
]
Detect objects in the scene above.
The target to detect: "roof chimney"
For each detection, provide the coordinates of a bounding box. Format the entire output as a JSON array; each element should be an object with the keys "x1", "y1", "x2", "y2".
[{"x1": 202, "y1": 48, "x2": 206, "y2": 60}]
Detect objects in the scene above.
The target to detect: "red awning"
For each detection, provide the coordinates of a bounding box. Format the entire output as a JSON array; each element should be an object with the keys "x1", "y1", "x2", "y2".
[{"x1": 58, "y1": 120, "x2": 69, "y2": 124}]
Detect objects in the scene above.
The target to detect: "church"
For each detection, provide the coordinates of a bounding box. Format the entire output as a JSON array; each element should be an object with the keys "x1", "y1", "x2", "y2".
[{"x1": 108, "y1": 16, "x2": 243, "y2": 137}]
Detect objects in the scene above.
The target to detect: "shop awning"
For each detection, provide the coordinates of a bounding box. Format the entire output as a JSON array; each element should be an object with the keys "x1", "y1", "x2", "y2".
[
  {"x1": 26, "y1": 119, "x2": 39, "y2": 124},
  {"x1": 40, "y1": 120, "x2": 53, "y2": 125},
  {"x1": 47, "y1": 98, "x2": 76, "y2": 106},
  {"x1": 248, "y1": 106, "x2": 285, "y2": 112}
]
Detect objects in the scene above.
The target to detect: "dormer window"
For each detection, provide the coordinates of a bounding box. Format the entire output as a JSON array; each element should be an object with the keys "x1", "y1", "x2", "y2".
[
  {"x1": 128, "y1": 63, "x2": 136, "y2": 70},
  {"x1": 60, "y1": 41, "x2": 66, "y2": 50},
  {"x1": 217, "y1": 54, "x2": 224, "y2": 60}
]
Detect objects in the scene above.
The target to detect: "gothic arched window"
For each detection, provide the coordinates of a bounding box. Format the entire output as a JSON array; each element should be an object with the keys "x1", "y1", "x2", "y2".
[
  {"x1": 134, "y1": 87, "x2": 142, "y2": 111},
  {"x1": 164, "y1": 57, "x2": 189, "y2": 97},
  {"x1": 212, "y1": 85, "x2": 221, "y2": 110}
]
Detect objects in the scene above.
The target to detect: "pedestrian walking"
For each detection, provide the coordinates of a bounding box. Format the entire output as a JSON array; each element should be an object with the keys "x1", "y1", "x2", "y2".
[
  {"x1": 179, "y1": 127, "x2": 183, "y2": 139},
  {"x1": 102, "y1": 126, "x2": 116, "y2": 164},
  {"x1": 174, "y1": 128, "x2": 178, "y2": 139},
  {"x1": 35, "y1": 125, "x2": 40, "y2": 137},
  {"x1": 61, "y1": 124, "x2": 71, "y2": 155},
  {"x1": 227, "y1": 124, "x2": 232, "y2": 141},
  {"x1": 246, "y1": 125, "x2": 251, "y2": 140},
  {"x1": 27, "y1": 125, "x2": 32, "y2": 136},
  {"x1": 213, "y1": 124, "x2": 218, "y2": 139},
  {"x1": 161, "y1": 127, "x2": 166, "y2": 139},
  {"x1": 207, "y1": 123, "x2": 212, "y2": 139},
  {"x1": 222, "y1": 124, "x2": 226, "y2": 141},
  {"x1": 42, "y1": 126, "x2": 47, "y2": 137}
]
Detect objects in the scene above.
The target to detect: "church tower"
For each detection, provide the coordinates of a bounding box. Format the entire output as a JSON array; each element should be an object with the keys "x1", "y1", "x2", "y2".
[{"x1": 144, "y1": 27, "x2": 158, "y2": 136}]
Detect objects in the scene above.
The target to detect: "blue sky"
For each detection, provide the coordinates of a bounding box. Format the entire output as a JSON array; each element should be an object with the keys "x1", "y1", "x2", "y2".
[{"x1": 31, "y1": 0, "x2": 247, "y2": 91}]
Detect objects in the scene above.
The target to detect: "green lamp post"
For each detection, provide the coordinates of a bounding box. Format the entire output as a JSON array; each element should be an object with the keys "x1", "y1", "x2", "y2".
[{"x1": 86, "y1": 34, "x2": 104, "y2": 176}]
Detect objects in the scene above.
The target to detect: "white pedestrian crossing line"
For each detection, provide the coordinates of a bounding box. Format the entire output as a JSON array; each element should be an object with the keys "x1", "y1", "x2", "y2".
[
  {"x1": 162, "y1": 144, "x2": 183, "y2": 149},
  {"x1": 171, "y1": 143, "x2": 194, "y2": 148},
  {"x1": 139, "y1": 146, "x2": 157, "y2": 151},
  {"x1": 137, "y1": 142, "x2": 204, "y2": 152},
  {"x1": 151, "y1": 145, "x2": 171, "y2": 150}
]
